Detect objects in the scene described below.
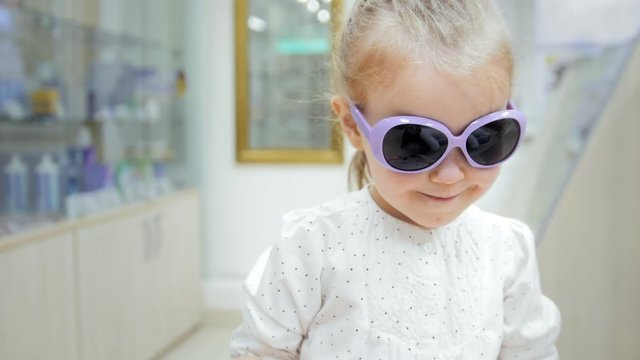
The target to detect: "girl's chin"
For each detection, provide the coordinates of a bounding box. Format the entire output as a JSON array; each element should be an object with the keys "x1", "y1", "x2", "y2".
[
  {"x1": 409, "y1": 216, "x2": 454, "y2": 230},
  {"x1": 406, "y1": 208, "x2": 463, "y2": 229}
]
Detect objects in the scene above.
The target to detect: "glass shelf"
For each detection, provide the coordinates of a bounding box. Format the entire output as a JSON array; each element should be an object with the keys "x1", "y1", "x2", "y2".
[{"x1": 0, "y1": 4, "x2": 192, "y2": 239}]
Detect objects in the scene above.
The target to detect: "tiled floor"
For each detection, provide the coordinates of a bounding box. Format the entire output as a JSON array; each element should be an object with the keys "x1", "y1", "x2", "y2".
[{"x1": 161, "y1": 311, "x2": 242, "y2": 360}]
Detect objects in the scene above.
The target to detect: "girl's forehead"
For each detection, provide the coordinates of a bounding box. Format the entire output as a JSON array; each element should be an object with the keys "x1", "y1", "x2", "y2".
[{"x1": 364, "y1": 61, "x2": 511, "y2": 133}]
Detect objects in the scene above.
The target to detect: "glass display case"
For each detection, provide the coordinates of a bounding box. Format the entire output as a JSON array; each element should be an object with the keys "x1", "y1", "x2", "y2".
[
  {"x1": 0, "y1": 4, "x2": 192, "y2": 238},
  {"x1": 525, "y1": 34, "x2": 639, "y2": 236}
]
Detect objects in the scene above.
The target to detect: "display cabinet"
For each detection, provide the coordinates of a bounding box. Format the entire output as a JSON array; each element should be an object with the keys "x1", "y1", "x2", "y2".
[
  {"x1": 0, "y1": 4, "x2": 193, "y2": 239},
  {"x1": 524, "y1": 35, "x2": 639, "y2": 236},
  {"x1": 0, "y1": 189, "x2": 203, "y2": 360},
  {"x1": 537, "y1": 40, "x2": 640, "y2": 359},
  {"x1": 75, "y1": 190, "x2": 202, "y2": 360}
]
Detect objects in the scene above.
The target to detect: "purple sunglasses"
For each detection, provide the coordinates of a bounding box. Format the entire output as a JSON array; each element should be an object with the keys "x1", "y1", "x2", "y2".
[{"x1": 349, "y1": 103, "x2": 527, "y2": 173}]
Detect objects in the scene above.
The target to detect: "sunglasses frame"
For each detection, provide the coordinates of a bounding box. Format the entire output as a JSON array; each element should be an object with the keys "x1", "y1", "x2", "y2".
[{"x1": 349, "y1": 102, "x2": 527, "y2": 174}]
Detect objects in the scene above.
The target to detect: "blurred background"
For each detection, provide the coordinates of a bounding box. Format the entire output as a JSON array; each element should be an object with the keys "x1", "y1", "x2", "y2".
[{"x1": 0, "y1": 0, "x2": 638, "y2": 359}]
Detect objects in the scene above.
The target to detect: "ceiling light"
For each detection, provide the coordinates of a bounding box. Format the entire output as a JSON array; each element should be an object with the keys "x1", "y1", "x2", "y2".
[
  {"x1": 317, "y1": 9, "x2": 331, "y2": 23},
  {"x1": 307, "y1": 0, "x2": 320, "y2": 12},
  {"x1": 247, "y1": 16, "x2": 267, "y2": 32}
]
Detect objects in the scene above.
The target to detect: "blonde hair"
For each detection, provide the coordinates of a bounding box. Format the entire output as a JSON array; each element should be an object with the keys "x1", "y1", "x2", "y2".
[{"x1": 332, "y1": 0, "x2": 514, "y2": 190}]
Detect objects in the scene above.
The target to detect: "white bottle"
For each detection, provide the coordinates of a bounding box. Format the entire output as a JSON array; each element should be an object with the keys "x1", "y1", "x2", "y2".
[
  {"x1": 35, "y1": 153, "x2": 60, "y2": 214},
  {"x1": 4, "y1": 154, "x2": 28, "y2": 214}
]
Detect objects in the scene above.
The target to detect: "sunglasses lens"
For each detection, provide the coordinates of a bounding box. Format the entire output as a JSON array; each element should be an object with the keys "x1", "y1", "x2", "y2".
[
  {"x1": 382, "y1": 124, "x2": 448, "y2": 171},
  {"x1": 467, "y1": 118, "x2": 521, "y2": 166}
]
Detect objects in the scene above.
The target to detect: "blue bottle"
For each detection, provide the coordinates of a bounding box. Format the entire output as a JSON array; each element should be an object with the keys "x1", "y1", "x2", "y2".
[{"x1": 3, "y1": 154, "x2": 28, "y2": 214}]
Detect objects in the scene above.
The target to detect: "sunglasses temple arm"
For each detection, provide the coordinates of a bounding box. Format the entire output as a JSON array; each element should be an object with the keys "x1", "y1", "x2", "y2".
[{"x1": 349, "y1": 104, "x2": 373, "y2": 137}]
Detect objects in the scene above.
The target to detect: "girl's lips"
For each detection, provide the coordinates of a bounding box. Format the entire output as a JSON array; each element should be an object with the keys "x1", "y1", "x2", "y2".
[{"x1": 422, "y1": 193, "x2": 459, "y2": 202}]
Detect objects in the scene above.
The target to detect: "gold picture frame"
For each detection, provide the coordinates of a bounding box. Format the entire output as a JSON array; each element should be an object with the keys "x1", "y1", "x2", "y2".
[{"x1": 235, "y1": 0, "x2": 344, "y2": 163}]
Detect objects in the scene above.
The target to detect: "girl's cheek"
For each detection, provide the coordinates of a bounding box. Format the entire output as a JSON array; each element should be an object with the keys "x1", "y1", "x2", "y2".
[{"x1": 473, "y1": 167, "x2": 501, "y2": 188}]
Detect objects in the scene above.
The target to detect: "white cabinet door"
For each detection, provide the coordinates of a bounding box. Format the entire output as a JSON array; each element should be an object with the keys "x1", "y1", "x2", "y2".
[
  {"x1": 155, "y1": 192, "x2": 203, "y2": 347},
  {"x1": 0, "y1": 232, "x2": 78, "y2": 360},
  {"x1": 75, "y1": 192, "x2": 203, "y2": 360},
  {"x1": 75, "y1": 210, "x2": 164, "y2": 360}
]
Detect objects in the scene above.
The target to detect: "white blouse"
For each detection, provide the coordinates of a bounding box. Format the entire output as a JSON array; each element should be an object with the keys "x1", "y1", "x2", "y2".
[{"x1": 230, "y1": 187, "x2": 560, "y2": 359}]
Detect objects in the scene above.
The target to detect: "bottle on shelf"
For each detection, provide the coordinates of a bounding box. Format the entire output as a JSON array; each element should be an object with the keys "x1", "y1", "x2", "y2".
[
  {"x1": 30, "y1": 61, "x2": 64, "y2": 121},
  {"x1": 3, "y1": 154, "x2": 29, "y2": 215},
  {"x1": 66, "y1": 125, "x2": 93, "y2": 195},
  {"x1": 34, "y1": 153, "x2": 60, "y2": 214}
]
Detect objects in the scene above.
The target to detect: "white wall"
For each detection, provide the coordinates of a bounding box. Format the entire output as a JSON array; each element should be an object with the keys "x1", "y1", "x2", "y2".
[
  {"x1": 495, "y1": 0, "x2": 545, "y2": 134},
  {"x1": 184, "y1": 0, "x2": 352, "y2": 308},
  {"x1": 538, "y1": 0, "x2": 640, "y2": 45}
]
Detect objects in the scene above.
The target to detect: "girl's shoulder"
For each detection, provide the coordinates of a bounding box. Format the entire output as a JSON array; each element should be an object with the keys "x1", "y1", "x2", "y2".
[
  {"x1": 463, "y1": 205, "x2": 535, "y2": 246},
  {"x1": 276, "y1": 191, "x2": 370, "y2": 249},
  {"x1": 458, "y1": 207, "x2": 538, "y2": 283},
  {"x1": 283, "y1": 189, "x2": 370, "y2": 223}
]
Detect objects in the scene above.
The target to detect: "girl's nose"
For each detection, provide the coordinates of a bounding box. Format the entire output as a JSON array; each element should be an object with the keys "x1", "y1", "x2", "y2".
[{"x1": 429, "y1": 151, "x2": 465, "y2": 184}]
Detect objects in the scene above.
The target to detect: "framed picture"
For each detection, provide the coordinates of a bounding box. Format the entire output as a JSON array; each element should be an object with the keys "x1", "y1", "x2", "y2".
[{"x1": 235, "y1": 0, "x2": 343, "y2": 163}]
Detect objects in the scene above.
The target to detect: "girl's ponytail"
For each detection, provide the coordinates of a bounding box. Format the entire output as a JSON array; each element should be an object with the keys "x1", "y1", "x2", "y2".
[{"x1": 348, "y1": 150, "x2": 371, "y2": 191}]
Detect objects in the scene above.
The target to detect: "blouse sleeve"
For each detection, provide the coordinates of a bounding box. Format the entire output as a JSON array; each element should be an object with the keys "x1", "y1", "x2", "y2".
[
  {"x1": 499, "y1": 220, "x2": 561, "y2": 360},
  {"x1": 230, "y1": 211, "x2": 326, "y2": 359}
]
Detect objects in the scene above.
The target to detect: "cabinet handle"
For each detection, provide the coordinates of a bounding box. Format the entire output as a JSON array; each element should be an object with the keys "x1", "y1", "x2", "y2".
[
  {"x1": 154, "y1": 212, "x2": 164, "y2": 258},
  {"x1": 142, "y1": 213, "x2": 163, "y2": 261},
  {"x1": 143, "y1": 217, "x2": 154, "y2": 261}
]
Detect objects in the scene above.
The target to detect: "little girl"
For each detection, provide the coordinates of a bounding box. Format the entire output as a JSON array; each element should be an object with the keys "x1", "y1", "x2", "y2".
[{"x1": 231, "y1": 0, "x2": 560, "y2": 359}]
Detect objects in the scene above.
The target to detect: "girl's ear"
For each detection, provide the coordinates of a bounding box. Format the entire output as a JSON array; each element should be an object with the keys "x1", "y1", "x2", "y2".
[{"x1": 331, "y1": 96, "x2": 365, "y2": 151}]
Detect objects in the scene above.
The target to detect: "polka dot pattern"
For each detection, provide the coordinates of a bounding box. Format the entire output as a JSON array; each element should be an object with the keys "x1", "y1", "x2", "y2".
[{"x1": 231, "y1": 188, "x2": 561, "y2": 359}]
